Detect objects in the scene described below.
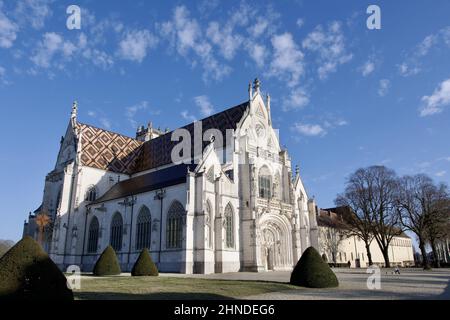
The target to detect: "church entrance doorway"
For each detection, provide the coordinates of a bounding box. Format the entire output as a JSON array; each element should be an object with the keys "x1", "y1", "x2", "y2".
[{"x1": 259, "y1": 215, "x2": 293, "y2": 271}]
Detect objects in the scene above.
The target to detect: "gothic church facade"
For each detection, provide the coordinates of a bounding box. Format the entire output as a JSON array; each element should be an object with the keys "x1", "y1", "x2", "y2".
[{"x1": 23, "y1": 79, "x2": 319, "y2": 274}]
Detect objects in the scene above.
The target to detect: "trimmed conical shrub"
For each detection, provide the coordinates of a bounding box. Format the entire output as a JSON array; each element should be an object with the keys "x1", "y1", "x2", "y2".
[
  {"x1": 0, "y1": 236, "x2": 73, "y2": 300},
  {"x1": 290, "y1": 246, "x2": 339, "y2": 288},
  {"x1": 93, "y1": 246, "x2": 121, "y2": 276},
  {"x1": 131, "y1": 248, "x2": 159, "y2": 276}
]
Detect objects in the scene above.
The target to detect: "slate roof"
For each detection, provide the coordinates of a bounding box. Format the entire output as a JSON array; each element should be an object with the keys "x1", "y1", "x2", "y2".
[{"x1": 91, "y1": 164, "x2": 197, "y2": 205}]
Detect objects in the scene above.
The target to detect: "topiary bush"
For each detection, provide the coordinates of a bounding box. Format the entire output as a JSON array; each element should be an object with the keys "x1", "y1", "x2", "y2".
[
  {"x1": 131, "y1": 248, "x2": 159, "y2": 276},
  {"x1": 93, "y1": 245, "x2": 121, "y2": 276},
  {"x1": 290, "y1": 246, "x2": 339, "y2": 288},
  {"x1": 0, "y1": 236, "x2": 73, "y2": 300}
]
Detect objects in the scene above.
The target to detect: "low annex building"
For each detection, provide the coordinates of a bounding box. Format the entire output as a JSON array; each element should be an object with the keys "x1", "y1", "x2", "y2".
[
  {"x1": 23, "y1": 79, "x2": 319, "y2": 274},
  {"x1": 317, "y1": 207, "x2": 415, "y2": 268}
]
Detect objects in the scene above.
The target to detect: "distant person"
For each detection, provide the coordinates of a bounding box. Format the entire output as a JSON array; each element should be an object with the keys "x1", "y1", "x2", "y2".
[
  {"x1": 347, "y1": 261, "x2": 351, "y2": 268},
  {"x1": 394, "y1": 266, "x2": 400, "y2": 274}
]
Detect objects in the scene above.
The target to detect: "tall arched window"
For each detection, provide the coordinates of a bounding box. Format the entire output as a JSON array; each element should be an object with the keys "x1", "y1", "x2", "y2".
[
  {"x1": 136, "y1": 206, "x2": 152, "y2": 250},
  {"x1": 258, "y1": 166, "x2": 272, "y2": 199},
  {"x1": 85, "y1": 186, "x2": 97, "y2": 202},
  {"x1": 110, "y1": 212, "x2": 123, "y2": 252},
  {"x1": 205, "y1": 201, "x2": 213, "y2": 249},
  {"x1": 224, "y1": 203, "x2": 234, "y2": 248},
  {"x1": 87, "y1": 216, "x2": 99, "y2": 253},
  {"x1": 166, "y1": 201, "x2": 184, "y2": 249}
]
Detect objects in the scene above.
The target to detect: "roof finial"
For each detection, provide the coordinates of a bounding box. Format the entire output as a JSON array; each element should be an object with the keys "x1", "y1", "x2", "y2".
[
  {"x1": 295, "y1": 164, "x2": 299, "y2": 177},
  {"x1": 71, "y1": 100, "x2": 78, "y2": 125},
  {"x1": 248, "y1": 81, "x2": 253, "y2": 101},
  {"x1": 253, "y1": 78, "x2": 261, "y2": 93}
]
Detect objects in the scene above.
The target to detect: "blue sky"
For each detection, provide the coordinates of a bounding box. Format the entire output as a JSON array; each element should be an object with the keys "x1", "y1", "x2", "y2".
[{"x1": 0, "y1": 0, "x2": 449, "y2": 243}]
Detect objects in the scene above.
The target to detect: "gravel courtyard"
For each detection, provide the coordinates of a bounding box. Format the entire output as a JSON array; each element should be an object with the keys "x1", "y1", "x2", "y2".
[{"x1": 161, "y1": 268, "x2": 450, "y2": 300}]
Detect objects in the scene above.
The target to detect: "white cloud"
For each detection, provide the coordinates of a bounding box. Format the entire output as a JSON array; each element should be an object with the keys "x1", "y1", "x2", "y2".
[
  {"x1": 0, "y1": 7, "x2": 18, "y2": 48},
  {"x1": 435, "y1": 171, "x2": 446, "y2": 177},
  {"x1": 378, "y1": 79, "x2": 390, "y2": 97},
  {"x1": 282, "y1": 87, "x2": 309, "y2": 111},
  {"x1": 181, "y1": 110, "x2": 196, "y2": 122},
  {"x1": 83, "y1": 48, "x2": 114, "y2": 69},
  {"x1": 100, "y1": 118, "x2": 112, "y2": 130},
  {"x1": 360, "y1": 60, "x2": 375, "y2": 76},
  {"x1": 160, "y1": 5, "x2": 231, "y2": 81},
  {"x1": 417, "y1": 34, "x2": 438, "y2": 56},
  {"x1": 302, "y1": 21, "x2": 353, "y2": 80},
  {"x1": 118, "y1": 29, "x2": 158, "y2": 63},
  {"x1": 268, "y1": 32, "x2": 304, "y2": 87},
  {"x1": 420, "y1": 78, "x2": 450, "y2": 116},
  {"x1": 207, "y1": 21, "x2": 242, "y2": 60},
  {"x1": 296, "y1": 18, "x2": 304, "y2": 28},
  {"x1": 87, "y1": 110, "x2": 96, "y2": 117},
  {"x1": 397, "y1": 63, "x2": 420, "y2": 77},
  {"x1": 335, "y1": 119, "x2": 348, "y2": 126},
  {"x1": 291, "y1": 123, "x2": 326, "y2": 137},
  {"x1": 398, "y1": 26, "x2": 450, "y2": 77},
  {"x1": 0, "y1": 65, "x2": 9, "y2": 84},
  {"x1": 247, "y1": 43, "x2": 266, "y2": 67},
  {"x1": 194, "y1": 95, "x2": 214, "y2": 117},
  {"x1": 323, "y1": 118, "x2": 349, "y2": 129},
  {"x1": 248, "y1": 19, "x2": 269, "y2": 38},
  {"x1": 30, "y1": 32, "x2": 74, "y2": 68},
  {"x1": 14, "y1": 0, "x2": 52, "y2": 30},
  {"x1": 126, "y1": 101, "x2": 149, "y2": 128}
]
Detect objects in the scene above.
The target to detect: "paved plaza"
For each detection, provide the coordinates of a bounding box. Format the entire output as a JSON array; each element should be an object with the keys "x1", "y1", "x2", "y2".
[{"x1": 160, "y1": 268, "x2": 450, "y2": 300}]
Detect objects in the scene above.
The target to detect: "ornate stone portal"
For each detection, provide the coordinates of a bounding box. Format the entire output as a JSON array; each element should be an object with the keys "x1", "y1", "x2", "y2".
[{"x1": 259, "y1": 214, "x2": 294, "y2": 271}]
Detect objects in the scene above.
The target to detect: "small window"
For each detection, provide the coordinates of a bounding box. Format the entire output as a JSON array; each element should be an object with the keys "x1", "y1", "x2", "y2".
[{"x1": 85, "y1": 186, "x2": 97, "y2": 202}]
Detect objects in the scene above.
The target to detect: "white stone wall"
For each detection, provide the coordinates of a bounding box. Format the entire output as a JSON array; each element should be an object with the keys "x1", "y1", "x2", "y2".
[{"x1": 318, "y1": 226, "x2": 415, "y2": 267}]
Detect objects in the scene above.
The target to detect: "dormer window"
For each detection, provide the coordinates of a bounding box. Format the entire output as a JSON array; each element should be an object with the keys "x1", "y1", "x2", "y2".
[{"x1": 85, "y1": 186, "x2": 97, "y2": 202}]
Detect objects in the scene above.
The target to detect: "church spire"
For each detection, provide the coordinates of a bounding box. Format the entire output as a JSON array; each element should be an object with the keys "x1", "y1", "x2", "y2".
[
  {"x1": 266, "y1": 93, "x2": 272, "y2": 126},
  {"x1": 70, "y1": 100, "x2": 78, "y2": 126},
  {"x1": 253, "y1": 78, "x2": 261, "y2": 94}
]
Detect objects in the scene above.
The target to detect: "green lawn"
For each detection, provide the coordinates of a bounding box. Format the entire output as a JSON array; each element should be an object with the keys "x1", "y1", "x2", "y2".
[{"x1": 73, "y1": 275, "x2": 299, "y2": 300}]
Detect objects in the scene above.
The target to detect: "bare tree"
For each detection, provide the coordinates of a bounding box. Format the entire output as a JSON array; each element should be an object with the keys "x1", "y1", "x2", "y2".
[
  {"x1": 337, "y1": 166, "x2": 401, "y2": 267},
  {"x1": 319, "y1": 223, "x2": 345, "y2": 265},
  {"x1": 424, "y1": 185, "x2": 450, "y2": 268},
  {"x1": 335, "y1": 188, "x2": 375, "y2": 266},
  {"x1": 396, "y1": 174, "x2": 442, "y2": 269}
]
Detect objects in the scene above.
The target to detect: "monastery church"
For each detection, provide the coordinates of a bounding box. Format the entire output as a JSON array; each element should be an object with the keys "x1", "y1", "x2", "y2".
[{"x1": 23, "y1": 79, "x2": 320, "y2": 274}]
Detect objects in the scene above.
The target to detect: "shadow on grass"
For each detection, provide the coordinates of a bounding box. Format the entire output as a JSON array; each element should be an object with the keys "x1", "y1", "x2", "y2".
[{"x1": 74, "y1": 292, "x2": 236, "y2": 300}]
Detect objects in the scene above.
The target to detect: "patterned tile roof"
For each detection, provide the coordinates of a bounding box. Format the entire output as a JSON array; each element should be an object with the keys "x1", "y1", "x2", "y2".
[
  {"x1": 77, "y1": 101, "x2": 249, "y2": 174},
  {"x1": 77, "y1": 123, "x2": 143, "y2": 174}
]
